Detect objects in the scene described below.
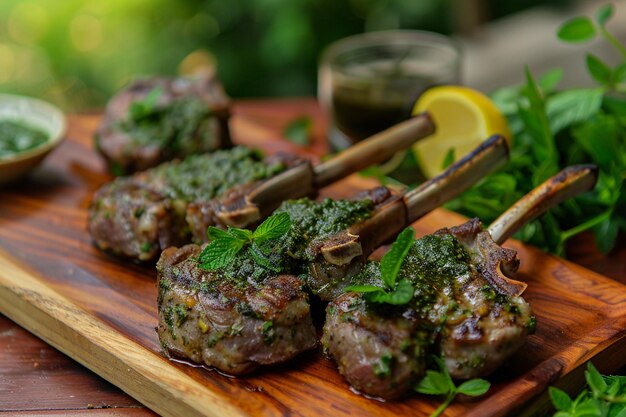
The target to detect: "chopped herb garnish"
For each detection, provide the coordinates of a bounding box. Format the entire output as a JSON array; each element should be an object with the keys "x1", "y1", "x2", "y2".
[
  {"x1": 174, "y1": 304, "x2": 188, "y2": 328},
  {"x1": 262, "y1": 320, "x2": 275, "y2": 344},
  {"x1": 373, "y1": 353, "x2": 393, "y2": 378}
]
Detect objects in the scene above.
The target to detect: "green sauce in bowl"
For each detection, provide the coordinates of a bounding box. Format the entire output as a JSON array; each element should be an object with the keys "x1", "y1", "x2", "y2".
[
  {"x1": 0, "y1": 94, "x2": 66, "y2": 184},
  {"x1": 0, "y1": 119, "x2": 49, "y2": 159}
]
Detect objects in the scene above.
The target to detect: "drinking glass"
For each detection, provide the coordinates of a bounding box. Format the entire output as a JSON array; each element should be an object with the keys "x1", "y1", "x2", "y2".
[{"x1": 318, "y1": 30, "x2": 461, "y2": 151}]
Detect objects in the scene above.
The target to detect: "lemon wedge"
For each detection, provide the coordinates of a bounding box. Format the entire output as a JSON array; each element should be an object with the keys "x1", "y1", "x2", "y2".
[{"x1": 412, "y1": 86, "x2": 510, "y2": 178}]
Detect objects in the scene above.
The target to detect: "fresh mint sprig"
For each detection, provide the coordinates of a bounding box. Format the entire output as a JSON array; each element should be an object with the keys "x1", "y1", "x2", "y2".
[
  {"x1": 345, "y1": 227, "x2": 415, "y2": 305},
  {"x1": 558, "y1": 4, "x2": 626, "y2": 90},
  {"x1": 447, "y1": 3, "x2": 626, "y2": 255},
  {"x1": 129, "y1": 86, "x2": 163, "y2": 122},
  {"x1": 549, "y1": 362, "x2": 626, "y2": 417},
  {"x1": 416, "y1": 356, "x2": 491, "y2": 417},
  {"x1": 197, "y1": 212, "x2": 291, "y2": 270}
]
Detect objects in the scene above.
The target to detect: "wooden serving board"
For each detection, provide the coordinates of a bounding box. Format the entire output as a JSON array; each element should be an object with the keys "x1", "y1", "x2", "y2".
[{"x1": 2, "y1": 112, "x2": 626, "y2": 417}]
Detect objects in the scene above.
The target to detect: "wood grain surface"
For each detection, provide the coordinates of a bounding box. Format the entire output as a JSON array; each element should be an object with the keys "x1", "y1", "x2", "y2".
[{"x1": 2, "y1": 101, "x2": 626, "y2": 417}]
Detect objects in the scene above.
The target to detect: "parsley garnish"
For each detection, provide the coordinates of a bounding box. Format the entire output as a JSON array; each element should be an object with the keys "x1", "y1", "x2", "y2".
[
  {"x1": 416, "y1": 356, "x2": 490, "y2": 417},
  {"x1": 197, "y1": 212, "x2": 291, "y2": 270},
  {"x1": 345, "y1": 227, "x2": 415, "y2": 305}
]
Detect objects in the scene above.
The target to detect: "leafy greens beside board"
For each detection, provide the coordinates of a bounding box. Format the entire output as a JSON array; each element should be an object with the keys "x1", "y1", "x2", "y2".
[
  {"x1": 548, "y1": 362, "x2": 626, "y2": 417},
  {"x1": 447, "y1": 3, "x2": 626, "y2": 255}
]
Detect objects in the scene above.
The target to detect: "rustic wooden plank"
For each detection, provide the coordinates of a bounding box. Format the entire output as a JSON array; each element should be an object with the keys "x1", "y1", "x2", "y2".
[
  {"x1": 0, "y1": 315, "x2": 144, "y2": 412},
  {"x1": 0, "y1": 410, "x2": 153, "y2": 416},
  {"x1": 1, "y1": 108, "x2": 626, "y2": 417},
  {"x1": 0, "y1": 252, "x2": 247, "y2": 417}
]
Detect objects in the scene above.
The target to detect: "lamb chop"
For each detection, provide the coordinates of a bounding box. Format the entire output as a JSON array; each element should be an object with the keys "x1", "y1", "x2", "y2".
[
  {"x1": 95, "y1": 75, "x2": 231, "y2": 175},
  {"x1": 89, "y1": 113, "x2": 435, "y2": 262},
  {"x1": 321, "y1": 165, "x2": 598, "y2": 400},
  {"x1": 156, "y1": 135, "x2": 509, "y2": 375}
]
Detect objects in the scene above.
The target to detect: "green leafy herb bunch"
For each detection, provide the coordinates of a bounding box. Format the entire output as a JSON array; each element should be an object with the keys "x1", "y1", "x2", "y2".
[{"x1": 447, "y1": 3, "x2": 626, "y2": 255}]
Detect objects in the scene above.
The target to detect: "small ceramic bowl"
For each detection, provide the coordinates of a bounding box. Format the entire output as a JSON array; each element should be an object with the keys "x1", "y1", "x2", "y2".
[{"x1": 0, "y1": 94, "x2": 67, "y2": 184}]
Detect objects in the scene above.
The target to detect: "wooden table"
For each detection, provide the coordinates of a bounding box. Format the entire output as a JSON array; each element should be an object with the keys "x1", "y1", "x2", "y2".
[{"x1": 1, "y1": 99, "x2": 625, "y2": 416}]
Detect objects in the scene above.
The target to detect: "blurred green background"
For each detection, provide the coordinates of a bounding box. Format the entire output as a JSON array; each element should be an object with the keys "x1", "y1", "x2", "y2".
[{"x1": 0, "y1": 0, "x2": 570, "y2": 111}]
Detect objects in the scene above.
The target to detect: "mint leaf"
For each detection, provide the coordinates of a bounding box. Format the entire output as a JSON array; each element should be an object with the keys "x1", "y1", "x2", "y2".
[
  {"x1": 252, "y1": 212, "x2": 291, "y2": 243},
  {"x1": 129, "y1": 86, "x2": 163, "y2": 121},
  {"x1": 198, "y1": 237, "x2": 244, "y2": 270},
  {"x1": 549, "y1": 387, "x2": 573, "y2": 411},
  {"x1": 596, "y1": 4, "x2": 614, "y2": 27},
  {"x1": 457, "y1": 379, "x2": 490, "y2": 396},
  {"x1": 586, "y1": 362, "x2": 608, "y2": 396},
  {"x1": 199, "y1": 213, "x2": 292, "y2": 272},
  {"x1": 586, "y1": 54, "x2": 612, "y2": 85},
  {"x1": 607, "y1": 379, "x2": 621, "y2": 397},
  {"x1": 572, "y1": 113, "x2": 622, "y2": 167},
  {"x1": 615, "y1": 406, "x2": 626, "y2": 417},
  {"x1": 415, "y1": 370, "x2": 452, "y2": 395},
  {"x1": 206, "y1": 226, "x2": 232, "y2": 241},
  {"x1": 491, "y1": 85, "x2": 522, "y2": 116},
  {"x1": 546, "y1": 88, "x2": 603, "y2": 134},
  {"x1": 366, "y1": 279, "x2": 414, "y2": 305},
  {"x1": 557, "y1": 17, "x2": 596, "y2": 42},
  {"x1": 379, "y1": 227, "x2": 415, "y2": 288},
  {"x1": 604, "y1": 94, "x2": 626, "y2": 117},
  {"x1": 344, "y1": 284, "x2": 386, "y2": 293},
  {"x1": 416, "y1": 356, "x2": 490, "y2": 416},
  {"x1": 227, "y1": 227, "x2": 253, "y2": 242},
  {"x1": 441, "y1": 148, "x2": 456, "y2": 170},
  {"x1": 614, "y1": 63, "x2": 626, "y2": 84},
  {"x1": 283, "y1": 116, "x2": 312, "y2": 145},
  {"x1": 539, "y1": 68, "x2": 564, "y2": 93}
]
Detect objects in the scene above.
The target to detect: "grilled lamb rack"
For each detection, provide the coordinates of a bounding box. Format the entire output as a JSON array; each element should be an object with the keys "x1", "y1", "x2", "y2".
[
  {"x1": 306, "y1": 134, "x2": 510, "y2": 301},
  {"x1": 156, "y1": 135, "x2": 508, "y2": 375},
  {"x1": 96, "y1": 75, "x2": 232, "y2": 175},
  {"x1": 89, "y1": 113, "x2": 435, "y2": 262},
  {"x1": 322, "y1": 165, "x2": 598, "y2": 400}
]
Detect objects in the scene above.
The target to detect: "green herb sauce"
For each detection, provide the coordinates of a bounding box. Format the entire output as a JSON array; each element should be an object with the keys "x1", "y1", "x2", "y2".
[
  {"x1": 210, "y1": 197, "x2": 374, "y2": 285},
  {"x1": 350, "y1": 233, "x2": 471, "y2": 314},
  {"x1": 0, "y1": 119, "x2": 49, "y2": 158},
  {"x1": 119, "y1": 96, "x2": 215, "y2": 154},
  {"x1": 147, "y1": 147, "x2": 285, "y2": 202},
  {"x1": 275, "y1": 198, "x2": 374, "y2": 252},
  {"x1": 400, "y1": 234, "x2": 470, "y2": 312}
]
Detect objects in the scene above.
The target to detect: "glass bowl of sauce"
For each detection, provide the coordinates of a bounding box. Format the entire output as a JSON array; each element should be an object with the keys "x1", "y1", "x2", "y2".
[{"x1": 0, "y1": 94, "x2": 66, "y2": 184}]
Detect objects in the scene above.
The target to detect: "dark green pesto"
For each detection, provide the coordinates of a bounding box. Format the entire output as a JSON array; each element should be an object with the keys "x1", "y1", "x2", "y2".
[
  {"x1": 0, "y1": 119, "x2": 48, "y2": 158},
  {"x1": 276, "y1": 198, "x2": 374, "y2": 241},
  {"x1": 350, "y1": 233, "x2": 471, "y2": 314},
  {"x1": 148, "y1": 147, "x2": 285, "y2": 202},
  {"x1": 400, "y1": 234, "x2": 470, "y2": 313},
  {"x1": 118, "y1": 96, "x2": 214, "y2": 153},
  {"x1": 210, "y1": 197, "x2": 374, "y2": 285}
]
